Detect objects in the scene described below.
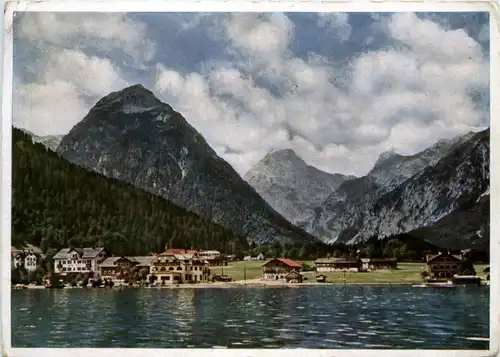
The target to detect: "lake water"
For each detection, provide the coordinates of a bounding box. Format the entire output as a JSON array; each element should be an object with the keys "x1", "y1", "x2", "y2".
[{"x1": 11, "y1": 285, "x2": 489, "y2": 349}]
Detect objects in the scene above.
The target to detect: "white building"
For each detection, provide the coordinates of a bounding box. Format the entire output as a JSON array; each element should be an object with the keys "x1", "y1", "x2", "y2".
[
  {"x1": 53, "y1": 247, "x2": 108, "y2": 276},
  {"x1": 12, "y1": 248, "x2": 38, "y2": 272},
  {"x1": 199, "y1": 250, "x2": 221, "y2": 258},
  {"x1": 24, "y1": 252, "x2": 38, "y2": 272}
]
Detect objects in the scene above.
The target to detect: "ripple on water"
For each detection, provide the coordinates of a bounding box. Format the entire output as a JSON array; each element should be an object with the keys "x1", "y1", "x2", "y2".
[{"x1": 11, "y1": 287, "x2": 489, "y2": 349}]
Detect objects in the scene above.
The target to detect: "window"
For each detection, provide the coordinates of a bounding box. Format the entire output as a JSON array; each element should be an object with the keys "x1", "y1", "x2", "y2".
[
  {"x1": 177, "y1": 267, "x2": 182, "y2": 271},
  {"x1": 169, "y1": 267, "x2": 174, "y2": 271}
]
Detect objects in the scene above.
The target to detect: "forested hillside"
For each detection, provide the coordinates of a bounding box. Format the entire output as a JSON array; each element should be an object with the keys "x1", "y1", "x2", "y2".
[{"x1": 12, "y1": 128, "x2": 249, "y2": 257}]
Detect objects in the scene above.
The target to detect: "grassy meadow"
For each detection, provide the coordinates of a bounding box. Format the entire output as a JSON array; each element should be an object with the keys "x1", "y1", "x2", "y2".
[{"x1": 210, "y1": 260, "x2": 490, "y2": 284}]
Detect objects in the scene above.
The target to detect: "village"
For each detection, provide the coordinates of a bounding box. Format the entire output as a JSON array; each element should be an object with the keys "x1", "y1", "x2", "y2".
[{"x1": 11, "y1": 245, "x2": 490, "y2": 289}]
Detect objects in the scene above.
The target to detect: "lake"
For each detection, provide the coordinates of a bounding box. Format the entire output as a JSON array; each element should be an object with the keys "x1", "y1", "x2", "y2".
[{"x1": 11, "y1": 285, "x2": 490, "y2": 349}]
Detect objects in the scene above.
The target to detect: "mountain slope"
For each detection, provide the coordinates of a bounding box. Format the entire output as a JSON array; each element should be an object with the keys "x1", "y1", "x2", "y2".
[
  {"x1": 56, "y1": 84, "x2": 318, "y2": 245},
  {"x1": 301, "y1": 129, "x2": 488, "y2": 248},
  {"x1": 18, "y1": 128, "x2": 64, "y2": 151},
  {"x1": 245, "y1": 149, "x2": 354, "y2": 223},
  {"x1": 12, "y1": 128, "x2": 249, "y2": 256},
  {"x1": 354, "y1": 128, "x2": 489, "y2": 244}
]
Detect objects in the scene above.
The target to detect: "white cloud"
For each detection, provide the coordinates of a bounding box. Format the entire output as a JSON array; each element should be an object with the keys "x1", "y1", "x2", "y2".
[
  {"x1": 16, "y1": 12, "x2": 155, "y2": 64},
  {"x1": 154, "y1": 12, "x2": 488, "y2": 177},
  {"x1": 14, "y1": 80, "x2": 88, "y2": 136},
  {"x1": 44, "y1": 50, "x2": 129, "y2": 98},
  {"x1": 13, "y1": 12, "x2": 489, "y2": 179}
]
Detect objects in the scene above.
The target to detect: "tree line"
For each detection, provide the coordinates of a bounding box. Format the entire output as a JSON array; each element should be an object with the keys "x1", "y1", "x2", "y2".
[{"x1": 11, "y1": 128, "x2": 249, "y2": 266}]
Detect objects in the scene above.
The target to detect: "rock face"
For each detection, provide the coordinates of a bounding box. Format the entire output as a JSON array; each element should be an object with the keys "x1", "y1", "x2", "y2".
[
  {"x1": 301, "y1": 129, "x2": 489, "y2": 249},
  {"x1": 245, "y1": 149, "x2": 354, "y2": 223},
  {"x1": 32, "y1": 134, "x2": 64, "y2": 152},
  {"x1": 56, "y1": 84, "x2": 318, "y2": 245},
  {"x1": 17, "y1": 128, "x2": 64, "y2": 152}
]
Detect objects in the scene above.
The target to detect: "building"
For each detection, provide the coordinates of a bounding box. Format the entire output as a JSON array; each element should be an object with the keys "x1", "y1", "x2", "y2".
[
  {"x1": 315, "y1": 258, "x2": 361, "y2": 272},
  {"x1": 285, "y1": 270, "x2": 303, "y2": 283},
  {"x1": 151, "y1": 250, "x2": 210, "y2": 284},
  {"x1": 11, "y1": 249, "x2": 38, "y2": 272},
  {"x1": 99, "y1": 256, "x2": 154, "y2": 281},
  {"x1": 243, "y1": 253, "x2": 265, "y2": 261},
  {"x1": 262, "y1": 258, "x2": 302, "y2": 281},
  {"x1": 361, "y1": 258, "x2": 397, "y2": 271},
  {"x1": 24, "y1": 252, "x2": 38, "y2": 272},
  {"x1": 425, "y1": 252, "x2": 463, "y2": 279},
  {"x1": 199, "y1": 250, "x2": 226, "y2": 266},
  {"x1": 53, "y1": 247, "x2": 108, "y2": 276}
]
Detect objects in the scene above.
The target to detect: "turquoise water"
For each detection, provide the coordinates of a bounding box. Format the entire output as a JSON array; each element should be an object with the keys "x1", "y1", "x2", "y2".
[{"x1": 11, "y1": 285, "x2": 489, "y2": 349}]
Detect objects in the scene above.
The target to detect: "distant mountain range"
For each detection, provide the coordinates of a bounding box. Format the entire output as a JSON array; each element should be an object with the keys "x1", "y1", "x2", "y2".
[
  {"x1": 18, "y1": 84, "x2": 489, "y2": 251},
  {"x1": 55, "y1": 85, "x2": 318, "y2": 245},
  {"x1": 295, "y1": 129, "x2": 489, "y2": 250},
  {"x1": 245, "y1": 149, "x2": 355, "y2": 223}
]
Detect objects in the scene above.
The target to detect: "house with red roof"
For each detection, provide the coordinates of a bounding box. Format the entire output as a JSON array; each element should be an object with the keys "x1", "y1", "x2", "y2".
[{"x1": 262, "y1": 258, "x2": 303, "y2": 282}]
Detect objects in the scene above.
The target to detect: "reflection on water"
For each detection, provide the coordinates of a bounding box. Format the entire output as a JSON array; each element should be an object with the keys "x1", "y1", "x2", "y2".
[{"x1": 11, "y1": 286, "x2": 489, "y2": 349}]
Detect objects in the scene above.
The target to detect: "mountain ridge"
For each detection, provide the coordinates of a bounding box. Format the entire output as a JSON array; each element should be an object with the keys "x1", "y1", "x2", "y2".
[
  {"x1": 245, "y1": 148, "x2": 354, "y2": 223},
  {"x1": 56, "y1": 85, "x2": 319, "y2": 246}
]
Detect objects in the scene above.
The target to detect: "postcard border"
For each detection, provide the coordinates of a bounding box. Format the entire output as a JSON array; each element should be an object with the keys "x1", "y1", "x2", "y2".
[{"x1": 2, "y1": 1, "x2": 499, "y2": 357}]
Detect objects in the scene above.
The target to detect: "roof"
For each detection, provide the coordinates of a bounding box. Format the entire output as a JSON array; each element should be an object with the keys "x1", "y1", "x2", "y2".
[
  {"x1": 263, "y1": 258, "x2": 302, "y2": 268},
  {"x1": 164, "y1": 249, "x2": 199, "y2": 255},
  {"x1": 426, "y1": 252, "x2": 463, "y2": 263},
  {"x1": 315, "y1": 258, "x2": 360, "y2": 264},
  {"x1": 361, "y1": 258, "x2": 397, "y2": 263},
  {"x1": 100, "y1": 256, "x2": 154, "y2": 268},
  {"x1": 53, "y1": 247, "x2": 106, "y2": 260}
]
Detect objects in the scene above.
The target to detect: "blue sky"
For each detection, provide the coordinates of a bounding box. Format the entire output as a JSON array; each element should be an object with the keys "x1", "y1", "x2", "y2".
[{"x1": 12, "y1": 12, "x2": 490, "y2": 176}]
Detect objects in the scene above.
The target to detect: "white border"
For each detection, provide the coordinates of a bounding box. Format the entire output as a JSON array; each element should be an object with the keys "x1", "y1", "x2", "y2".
[{"x1": 2, "y1": 1, "x2": 499, "y2": 357}]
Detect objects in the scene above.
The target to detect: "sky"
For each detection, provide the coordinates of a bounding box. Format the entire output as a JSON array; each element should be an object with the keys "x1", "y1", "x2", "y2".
[{"x1": 12, "y1": 12, "x2": 490, "y2": 177}]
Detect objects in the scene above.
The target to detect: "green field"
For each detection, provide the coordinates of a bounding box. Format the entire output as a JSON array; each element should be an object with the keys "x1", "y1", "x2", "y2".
[{"x1": 210, "y1": 261, "x2": 489, "y2": 284}]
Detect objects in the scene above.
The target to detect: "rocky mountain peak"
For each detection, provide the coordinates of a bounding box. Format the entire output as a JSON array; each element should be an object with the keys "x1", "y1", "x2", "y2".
[
  {"x1": 373, "y1": 149, "x2": 401, "y2": 167},
  {"x1": 92, "y1": 84, "x2": 166, "y2": 114},
  {"x1": 262, "y1": 148, "x2": 305, "y2": 166},
  {"x1": 56, "y1": 86, "x2": 318, "y2": 245},
  {"x1": 246, "y1": 148, "x2": 354, "y2": 224}
]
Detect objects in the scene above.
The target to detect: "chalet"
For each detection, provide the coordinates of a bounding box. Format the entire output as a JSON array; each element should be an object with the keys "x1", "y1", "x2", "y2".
[
  {"x1": 425, "y1": 252, "x2": 463, "y2": 279},
  {"x1": 53, "y1": 247, "x2": 108, "y2": 276},
  {"x1": 361, "y1": 258, "x2": 397, "y2": 271},
  {"x1": 315, "y1": 258, "x2": 361, "y2": 272},
  {"x1": 151, "y1": 250, "x2": 210, "y2": 284},
  {"x1": 99, "y1": 256, "x2": 154, "y2": 281},
  {"x1": 262, "y1": 258, "x2": 302, "y2": 281}
]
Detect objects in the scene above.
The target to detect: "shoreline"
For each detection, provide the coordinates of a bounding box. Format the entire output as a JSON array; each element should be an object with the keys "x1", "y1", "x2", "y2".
[{"x1": 13, "y1": 281, "x2": 489, "y2": 290}]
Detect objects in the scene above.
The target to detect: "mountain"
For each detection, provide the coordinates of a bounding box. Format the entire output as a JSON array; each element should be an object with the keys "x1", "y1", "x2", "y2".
[
  {"x1": 245, "y1": 149, "x2": 354, "y2": 223},
  {"x1": 32, "y1": 134, "x2": 64, "y2": 152},
  {"x1": 17, "y1": 128, "x2": 64, "y2": 151},
  {"x1": 12, "y1": 128, "x2": 249, "y2": 256},
  {"x1": 56, "y1": 84, "x2": 318, "y2": 245},
  {"x1": 301, "y1": 129, "x2": 489, "y2": 249}
]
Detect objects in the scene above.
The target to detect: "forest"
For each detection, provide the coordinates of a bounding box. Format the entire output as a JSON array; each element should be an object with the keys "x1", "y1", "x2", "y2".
[{"x1": 11, "y1": 128, "x2": 249, "y2": 263}]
